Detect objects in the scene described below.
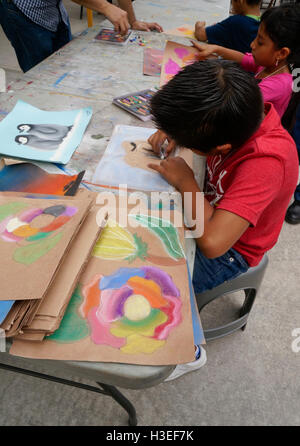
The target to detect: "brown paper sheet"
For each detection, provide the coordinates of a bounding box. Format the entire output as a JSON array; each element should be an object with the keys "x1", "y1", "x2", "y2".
[
  {"x1": 14, "y1": 207, "x2": 105, "y2": 339},
  {"x1": 10, "y1": 201, "x2": 196, "y2": 365},
  {"x1": 0, "y1": 194, "x2": 93, "y2": 301}
]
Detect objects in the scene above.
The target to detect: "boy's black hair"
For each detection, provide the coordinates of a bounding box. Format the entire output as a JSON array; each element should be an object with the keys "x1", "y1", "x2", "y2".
[
  {"x1": 261, "y1": 3, "x2": 300, "y2": 68},
  {"x1": 150, "y1": 60, "x2": 263, "y2": 153}
]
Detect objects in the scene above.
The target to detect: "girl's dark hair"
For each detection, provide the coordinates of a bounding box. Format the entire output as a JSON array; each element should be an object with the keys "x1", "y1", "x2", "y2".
[
  {"x1": 261, "y1": 4, "x2": 300, "y2": 69},
  {"x1": 150, "y1": 60, "x2": 263, "y2": 153},
  {"x1": 282, "y1": 90, "x2": 300, "y2": 132}
]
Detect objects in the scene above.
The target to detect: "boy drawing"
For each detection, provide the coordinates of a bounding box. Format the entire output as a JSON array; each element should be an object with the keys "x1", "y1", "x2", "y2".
[
  {"x1": 148, "y1": 60, "x2": 299, "y2": 296},
  {"x1": 195, "y1": 0, "x2": 261, "y2": 53}
]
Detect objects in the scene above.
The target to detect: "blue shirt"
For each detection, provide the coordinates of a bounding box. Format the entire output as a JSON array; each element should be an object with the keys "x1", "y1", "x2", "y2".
[
  {"x1": 13, "y1": 0, "x2": 69, "y2": 32},
  {"x1": 206, "y1": 14, "x2": 260, "y2": 54}
]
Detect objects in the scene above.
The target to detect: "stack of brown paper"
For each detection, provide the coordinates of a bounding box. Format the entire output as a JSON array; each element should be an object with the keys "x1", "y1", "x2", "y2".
[
  {"x1": 0, "y1": 191, "x2": 97, "y2": 337},
  {"x1": 10, "y1": 199, "x2": 197, "y2": 365},
  {"x1": 15, "y1": 207, "x2": 106, "y2": 340}
]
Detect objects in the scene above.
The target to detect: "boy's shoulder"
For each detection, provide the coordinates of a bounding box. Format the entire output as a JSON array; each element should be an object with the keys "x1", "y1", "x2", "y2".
[
  {"x1": 217, "y1": 14, "x2": 259, "y2": 26},
  {"x1": 242, "y1": 104, "x2": 296, "y2": 159}
]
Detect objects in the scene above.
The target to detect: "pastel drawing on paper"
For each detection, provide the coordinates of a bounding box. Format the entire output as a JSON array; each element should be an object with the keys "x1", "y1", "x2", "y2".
[
  {"x1": 92, "y1": 125, "x2": 193, "y2": 192},
  {"x1": 0, "y1": 162, "x2": 84, "y2": 196},
  {"x1": 49, "y1": 266, "x2": 182, "y2": 355},
  {"x1": 92, "y1": 215, "x2": 186, "y2": 266},
  {"x1": 160, "y1": 41, "x2": 200, "y2": 86},
  {"x1": 0, "y1": 202, "x2": 77, "y2": 265},
  {"x1": 0, "y1": 100, "x2": 92, "y2": 164}
]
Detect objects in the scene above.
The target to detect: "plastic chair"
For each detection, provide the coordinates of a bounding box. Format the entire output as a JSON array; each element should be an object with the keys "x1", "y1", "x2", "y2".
[{"x1": 195, "y1": 255, "x2": 269, "y2": 341}]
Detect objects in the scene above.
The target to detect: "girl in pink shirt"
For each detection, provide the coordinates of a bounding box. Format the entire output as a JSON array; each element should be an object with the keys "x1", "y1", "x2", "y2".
[{"x1": 192, "y1": 3, "x2": 300, "y2": 118}]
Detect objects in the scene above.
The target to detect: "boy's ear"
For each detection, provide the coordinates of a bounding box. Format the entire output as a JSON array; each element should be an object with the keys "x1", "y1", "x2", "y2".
[{"x1": 215, "y1": 143, "x2": 232, "y2": 155}]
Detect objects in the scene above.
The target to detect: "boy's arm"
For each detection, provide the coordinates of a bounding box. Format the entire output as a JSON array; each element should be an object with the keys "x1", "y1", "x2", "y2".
[
  {"x1": 148, "y1": 157, "x2": 249, "y2": 259},
  {"x1": 195, "y1": 21, "x2": 207, "y2": 41},
  {"x1": 178, "y1": 175, "x2": 249, "y2": 258},
  {"x1": 192, "y1": 41, "x2": 244, "y2": 64}
]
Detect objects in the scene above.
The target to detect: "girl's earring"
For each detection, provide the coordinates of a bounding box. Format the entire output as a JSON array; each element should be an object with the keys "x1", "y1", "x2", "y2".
[{"x1": 275, "y1": 59, "x2": 279, "y2": 67}]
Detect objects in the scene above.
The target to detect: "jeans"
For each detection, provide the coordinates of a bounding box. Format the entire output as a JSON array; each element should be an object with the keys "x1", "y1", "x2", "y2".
[
  {"x1": 192, "y1": 246, "x2": 249, "y2": 294},
  {"x1": 292, "y1": 106, "x2": 300, "y2": 201},
  {"x1": 0, "y1": 0, "x2": 72, "y2": 72}
]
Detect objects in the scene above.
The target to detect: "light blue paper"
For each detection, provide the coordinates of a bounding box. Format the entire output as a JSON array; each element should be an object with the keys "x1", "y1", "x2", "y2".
[
  {"x1": 92, "y1": 125, "x2": 179, "y2": 192},
  {"x1": 187, "y1": 262, "x2": 205, "y2": 345},
  {"x1": 0, "y1": 100, "x2": 92, "y2": 164},
  {"x1": 0, "y1": 300, "x2": 15, "y2": 324}
]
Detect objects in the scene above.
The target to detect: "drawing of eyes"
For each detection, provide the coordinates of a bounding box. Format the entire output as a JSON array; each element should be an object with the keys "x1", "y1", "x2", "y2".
[
  {"x1": 142, "y1": 147, "x2": 157, "y2": 158},
  {"x1": 130, "y1": 142, "x2": 137, "y2": 151}
]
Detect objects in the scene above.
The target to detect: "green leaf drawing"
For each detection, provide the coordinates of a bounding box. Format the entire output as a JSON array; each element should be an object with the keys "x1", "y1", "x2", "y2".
[
  {"x1": 13, "y1": 232, "x2": 63, "y2": 265},
  {"x1": 48, "y1": 287, "x2": 89, "y2": 343},
  {"x1": 129, "y1": 214, "x2": 185, "y2": 259}
]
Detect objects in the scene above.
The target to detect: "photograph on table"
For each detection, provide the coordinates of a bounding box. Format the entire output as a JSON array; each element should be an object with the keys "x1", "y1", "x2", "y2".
[
  {"x1": 160, "y1": 41, "x2": 200, "y2": 86},
  {"x1": 92, "y1": 125, "x2": 193, "y2": 192},
  {"x1": 0, "y1": 100, "x2": 92, "y2": 164},
  {"x1": 0, "y1": 194, "x2": 92, "y2": 302},
  {"x1": 10, "y1": 201, "x2": 204, "y2": 365}
]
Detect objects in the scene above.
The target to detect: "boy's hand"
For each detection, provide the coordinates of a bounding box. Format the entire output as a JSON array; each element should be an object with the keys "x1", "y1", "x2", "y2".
[
  {"x1": 148, "y1": 156, "x2": 195, "y2": 190},
  {"x1": 148, "y1": 130, "x2": 176, "y2": 157},
  {"x1": 131, "y1": 20, "x2": 163, "y2": 32},
  {"x1": 191, "y1": 41, "x2": 219, "y2": 59},
  {"x1": 194, "y1": 21, "x2": 207, "y2": 41}
]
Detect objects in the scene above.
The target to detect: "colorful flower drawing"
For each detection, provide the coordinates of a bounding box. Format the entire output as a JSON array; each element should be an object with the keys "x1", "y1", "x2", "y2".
[
  {"x1": 79, "y1": 266, "x2": 182, "y2": 354},
  {"x1": 0, "y1": 202, "x2": 77, "y2": 264}
]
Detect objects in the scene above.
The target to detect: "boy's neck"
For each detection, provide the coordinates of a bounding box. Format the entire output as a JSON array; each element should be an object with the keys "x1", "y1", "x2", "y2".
[{"x1": 242, "y1": 5, "x2": 261, "y2": 17}]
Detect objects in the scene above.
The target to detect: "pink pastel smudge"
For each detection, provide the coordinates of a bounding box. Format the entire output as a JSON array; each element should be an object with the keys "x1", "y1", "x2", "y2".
[
  {"x1": 174, "y1": 47, "x2": 189, "y2": 60},
  {"x1": 165, "y1": 58, "x2": 181, "y2": 75},
  {"x1": 88, "y1": 307, "x2": 125, "y2": 348}
]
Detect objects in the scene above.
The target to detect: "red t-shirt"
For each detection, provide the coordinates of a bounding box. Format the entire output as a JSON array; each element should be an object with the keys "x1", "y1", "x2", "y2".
[{"x1": 205, "y1": 103, "x2": 299, "y2": 266}]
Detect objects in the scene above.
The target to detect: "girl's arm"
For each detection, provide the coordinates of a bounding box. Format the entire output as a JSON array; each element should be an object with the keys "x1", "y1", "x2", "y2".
[{"x1": 192, "y1": 41, "x2": 245, "y2": 64}]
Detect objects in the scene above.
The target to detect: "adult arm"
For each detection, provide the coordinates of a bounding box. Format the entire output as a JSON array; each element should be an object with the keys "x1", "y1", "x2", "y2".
[
  {"x1": 117, "y1": 0, "x2": 163, "y2": 32},
  {"x1": 71, "y1": 0, "x2": 130, "y2": 34}
]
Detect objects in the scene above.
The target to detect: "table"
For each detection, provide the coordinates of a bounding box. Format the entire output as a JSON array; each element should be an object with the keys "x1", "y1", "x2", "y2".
[{"x1": 0, "y1": 0, "x2": 230, "y2": 425}]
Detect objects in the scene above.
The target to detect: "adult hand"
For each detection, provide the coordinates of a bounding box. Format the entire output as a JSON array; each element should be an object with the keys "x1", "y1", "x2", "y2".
[
  {"x1": 131, "y1": 20, "x2": 163, "y2": 32},
  {"x1": 191, "y1": 41, "x2": 219, "y2": 59},
  {"x1": 148, "y1": 130, "x2": 176, "y2": 157},
  {"x1": 148, "y1": 157, "x2": 195, "y2": 190},
  {"x1": 102, "y1": 2, "x2": 130, "y2": 35}
]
